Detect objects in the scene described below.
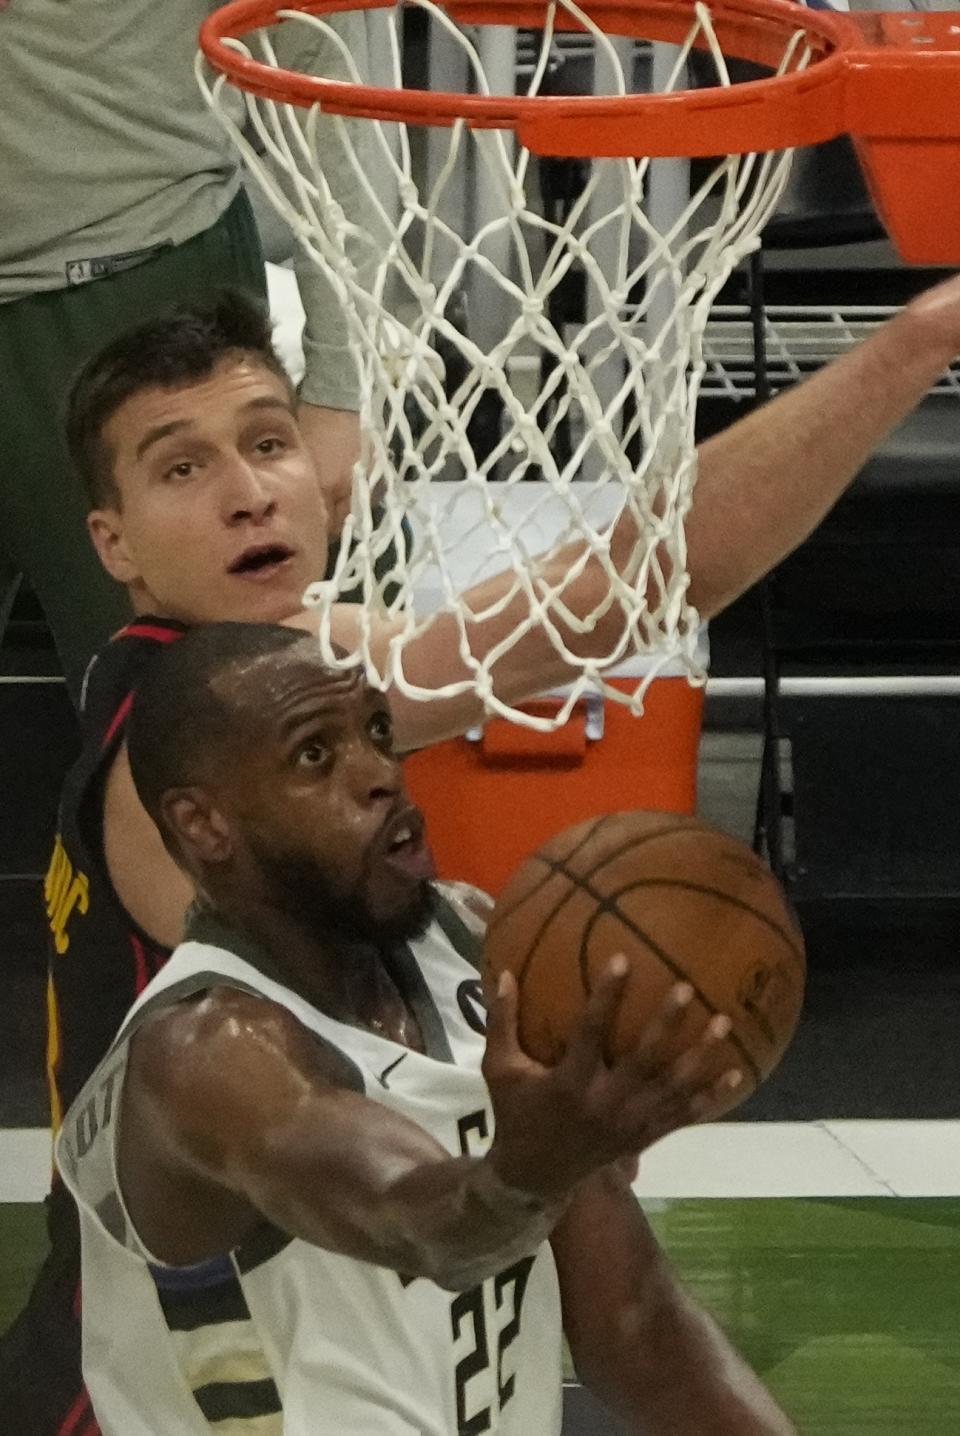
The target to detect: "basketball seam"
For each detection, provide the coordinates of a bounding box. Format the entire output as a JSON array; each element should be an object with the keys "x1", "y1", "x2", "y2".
[
  {"x1": 501, "y1": 822, "x2": 771, "y2": 955},
  {"x1": 607, "y1": 879, "x2": 805, "y2": 967},
  {"x1": 486, "y1": 816, "x2": 612, "y2": 936},
  {"x1": 491, "y1": 820, "x2": 797, "y2": 1092},
  {"x1": 573, "y1": 826, "x2": 775, "y2": 897},
  {"x1": 492, "y1": 821, "x2": 708, "y2": 991},
  {"x1": 510, "y1": 866, "x2": 587, "y2": 990},
  {"x1": 541, "y1": 855, "x2": 765, "y2": 1088}
]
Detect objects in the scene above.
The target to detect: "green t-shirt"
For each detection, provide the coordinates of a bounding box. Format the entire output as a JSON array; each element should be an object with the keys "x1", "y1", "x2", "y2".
[{"x1": 1, "y1": 0, "x2": 373, "y2": 409}]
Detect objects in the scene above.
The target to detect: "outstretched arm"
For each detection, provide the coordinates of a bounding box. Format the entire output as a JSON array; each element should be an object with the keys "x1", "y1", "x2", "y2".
[
  {"x1": 553, "y1": 1164, "x2": 797, "y2": 1436},
  {"x1": 117, "y1": 964, "x2": 735, "y2": 1288},
  {"x1": 105, "y1": 278, "x2": 960, "y2": 951},
  {"x1": 119, "y1": 987, "x2": 562, "y2": 1289},
  {"x1": 681, "y1": 276, "x2": 960, "y2": 618}
]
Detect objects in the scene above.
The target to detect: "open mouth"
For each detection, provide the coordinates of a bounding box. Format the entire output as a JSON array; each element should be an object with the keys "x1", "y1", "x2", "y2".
[
  {"x1": 387, "y1": 821, "x2": 416, "y2": 854},
  {"x1": 382, "y1": 805, "x2": 423, "y2": 852},
  {"x1": 228, "y1": 543, "x2": 295, "y2": 577},
  {"x1": 381, "y1": 807, "x2": 435, "y2": 880}
]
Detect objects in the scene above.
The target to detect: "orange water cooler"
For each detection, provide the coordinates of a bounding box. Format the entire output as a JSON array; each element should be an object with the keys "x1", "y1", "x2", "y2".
[{"x1": 404, "y1": 676, "x2": 704, "y2": 897}]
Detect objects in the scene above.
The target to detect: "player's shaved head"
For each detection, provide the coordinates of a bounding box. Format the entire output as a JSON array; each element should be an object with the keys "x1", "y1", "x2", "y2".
[
  {"x1": 126, "y1": 620, "x2": 431, "y2": 948},
  {"x1": 126, "y1": 622, "x2": 319, "y2": 851}
]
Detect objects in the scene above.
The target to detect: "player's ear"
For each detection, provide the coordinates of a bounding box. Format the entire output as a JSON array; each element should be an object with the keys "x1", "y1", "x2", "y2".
[
  {"x1": 162, "y1": 789, "x2": 234, "y2": 867},
  {"x1": 87, "y1": 507, "x2": 141, "y2": 585}
]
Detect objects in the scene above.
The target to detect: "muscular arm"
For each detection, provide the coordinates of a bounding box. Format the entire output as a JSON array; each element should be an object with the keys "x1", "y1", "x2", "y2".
[
  {"x1": 120, "y1": 989, "x2": 560, "y2": 1290},
  {"x1": 120, "y1": 966, "x2": 731, "y2": 1290},
  {"x1": 553, "y1": 1166, "x2": 796, "y2": 1436},
  {"x1": 682, "y1": 280, "x2": 960, "y2": 619}
]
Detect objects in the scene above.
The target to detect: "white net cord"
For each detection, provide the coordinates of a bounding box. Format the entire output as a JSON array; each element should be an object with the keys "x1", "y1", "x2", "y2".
[{"x1": 197, "y1": 0, "x2": 811, "y2": 728}]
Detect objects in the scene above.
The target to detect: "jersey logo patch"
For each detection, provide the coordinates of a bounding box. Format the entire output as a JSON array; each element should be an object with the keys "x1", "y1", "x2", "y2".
[
  {"x1": 457, "y1": 979, "x2": 487, "y2": 1037},
  {"x1": 376, "y1": 1053, "x2": 409, "y2": 1090},
  {"x1": 45, "y1": 834, "x2": 90, "y2": 955},
  {"x1": 65, "y1": 242, "x2": 171, "y2": 287}
]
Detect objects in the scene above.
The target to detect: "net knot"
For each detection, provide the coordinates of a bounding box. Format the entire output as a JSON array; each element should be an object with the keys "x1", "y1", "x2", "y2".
[{"x1": 397, "y1": 176, "x2": 419, "y2": 210}]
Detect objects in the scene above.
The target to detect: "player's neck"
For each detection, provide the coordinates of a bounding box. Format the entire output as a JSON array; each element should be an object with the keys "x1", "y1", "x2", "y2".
[
  {"x1": 129, "y1": 595, "x2": 309, "y2": 626},
  {"x1": 207, "y1": 892, "x2": 427, "y2": 1049}
]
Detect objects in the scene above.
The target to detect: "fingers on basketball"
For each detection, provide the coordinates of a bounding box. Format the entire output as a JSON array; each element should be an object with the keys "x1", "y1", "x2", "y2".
[
  {"x1": 481, "y1": 970, "x2": 526, "y2": 1075},
  {"x1": 559, "y1": 953, "x2": 629, "y2": 1077}
]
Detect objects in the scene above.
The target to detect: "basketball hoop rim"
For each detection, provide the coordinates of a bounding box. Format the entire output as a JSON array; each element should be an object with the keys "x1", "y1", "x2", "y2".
[{"x1": 199, "y1": 0, "x2": 960, "y2": 159}]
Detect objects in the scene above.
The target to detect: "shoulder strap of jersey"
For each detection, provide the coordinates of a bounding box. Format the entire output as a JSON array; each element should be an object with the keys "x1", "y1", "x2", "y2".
[
  {"x1": 431, "y1": 881, "x2": 491, "y2": 974},
  {"x1": 79, "y1": 616, "x2": 187, "y2": 749}
]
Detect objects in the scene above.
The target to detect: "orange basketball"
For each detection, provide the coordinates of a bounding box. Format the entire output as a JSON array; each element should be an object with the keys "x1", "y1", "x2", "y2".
[{"x1": 483, "y1": 810, "x2": 806, "y2": 1117}]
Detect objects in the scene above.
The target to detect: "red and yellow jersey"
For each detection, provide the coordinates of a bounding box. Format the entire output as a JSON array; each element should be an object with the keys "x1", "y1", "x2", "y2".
[{"x1": 45, "y1": 617, "x2": 186, "y2": 1133}]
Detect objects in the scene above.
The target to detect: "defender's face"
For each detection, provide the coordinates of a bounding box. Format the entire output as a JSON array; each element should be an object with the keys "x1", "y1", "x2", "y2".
[
  {"x1": 89, "y1": 355, "x2": 329, "y2": 625},
  {"x1": 220, "y1": 654, "x2": 434, "y2": 939}
]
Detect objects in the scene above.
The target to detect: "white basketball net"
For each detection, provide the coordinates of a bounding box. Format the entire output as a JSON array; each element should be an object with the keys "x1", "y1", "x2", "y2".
[{"x1": 199, "y1": 0, "x2": 811, "y2": 728}]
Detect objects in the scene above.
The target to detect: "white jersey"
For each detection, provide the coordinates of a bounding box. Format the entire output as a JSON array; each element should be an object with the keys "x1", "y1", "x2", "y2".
[{"x1": 55, "y1": 885, "x2": 564, "y2": 1436}]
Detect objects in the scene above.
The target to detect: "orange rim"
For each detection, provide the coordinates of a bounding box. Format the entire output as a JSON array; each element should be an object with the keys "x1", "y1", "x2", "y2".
[
  {"x1": 200, "y1": 1, "x2": 960, "y2": 154},
  {"x1": 199, "y1": 1, "x2": 960, "y2": 259},
  {"x1": 200, "y1": 0, "x2": 855, "y2": 155}
]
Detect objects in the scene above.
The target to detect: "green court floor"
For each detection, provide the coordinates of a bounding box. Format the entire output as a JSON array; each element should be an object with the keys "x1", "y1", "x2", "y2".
[
  {"x1": 0, "y1": 1204, "x2": 49, "y2": 1339},
  {"x1": 648, "y1": 1198, "x2": 960, "y2": 1435},
  {"x1": 3, "y1": 1197, "x2": 959, "y2": 1433}
]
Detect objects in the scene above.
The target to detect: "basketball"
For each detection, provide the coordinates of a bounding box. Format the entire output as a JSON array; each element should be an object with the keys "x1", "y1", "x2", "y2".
[{"x1": 483, "y1": 810, "x2": 806, "y2": 1117}]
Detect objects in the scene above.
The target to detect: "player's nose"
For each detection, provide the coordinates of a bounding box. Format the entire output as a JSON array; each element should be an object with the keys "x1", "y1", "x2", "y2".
[
  {"x1": 353, "y1": 742, "x2": 403, "y2": 804},
  {"x1": 221, "y1": 454, "x2": 277, "y2": 525}
]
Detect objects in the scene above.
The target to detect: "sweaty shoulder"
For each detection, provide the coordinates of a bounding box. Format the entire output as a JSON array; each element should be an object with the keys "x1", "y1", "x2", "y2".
[
  {"x1": 120, "y1": 988, "x2": 362, "y2": 1264},
  {"x1": 131, "y1": 985, "x2": 363, "y2": 1109}
]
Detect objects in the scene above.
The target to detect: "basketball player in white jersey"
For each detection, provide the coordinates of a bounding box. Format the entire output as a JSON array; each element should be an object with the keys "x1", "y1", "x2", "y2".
[{"x1": 57, "y1": 621, "x2": 797, "y2": 1435}]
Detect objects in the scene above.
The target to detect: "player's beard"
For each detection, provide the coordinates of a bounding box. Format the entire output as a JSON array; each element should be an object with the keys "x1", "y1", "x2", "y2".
[{"x1": 248, "y1": 836, "x2": 436, "y2": 949}]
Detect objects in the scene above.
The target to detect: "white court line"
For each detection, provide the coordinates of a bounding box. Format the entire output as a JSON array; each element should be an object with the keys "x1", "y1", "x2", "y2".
[
  {"x1": 632, "y1": 1122, "x2": 889, "y2": 1199},
  {"x1": 4, "y1": 1122, "x2": 960, "y2": 1204},
  {"x1": 633, "y1": 1121, "x2": 960, "y2": 1199},
  {"x1": 822, "y1": 1121, "x2": 960, "y2": 1198}
]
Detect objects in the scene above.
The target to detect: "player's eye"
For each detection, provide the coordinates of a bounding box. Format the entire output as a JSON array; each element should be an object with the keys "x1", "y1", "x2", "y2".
[
  {"x1": 164, "y1": 460, "x2": 197, "y2": 482},
  {"x1": 368, "y1": 711, "x2": 393, "y2": 749},
  {"x1": 296, "y1": 741, "x2": 330, "y2": 770},
  {"x1": 255, "y1": 436, "x2": 285, "y2": 455}
]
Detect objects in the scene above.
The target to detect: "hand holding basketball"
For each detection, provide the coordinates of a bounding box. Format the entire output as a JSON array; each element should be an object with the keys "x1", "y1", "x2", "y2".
[{"x1": 482, "y1": 958, "x2": 744, "y2": 1201}]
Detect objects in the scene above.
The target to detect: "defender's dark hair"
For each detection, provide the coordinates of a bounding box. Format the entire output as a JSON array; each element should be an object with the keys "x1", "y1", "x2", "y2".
[
  {"x1": 65, "y1": 289, "x2": 294, "y2": 510},
  {"x1": 126, "y1": 622, "x2": 310, "y2": 858}
]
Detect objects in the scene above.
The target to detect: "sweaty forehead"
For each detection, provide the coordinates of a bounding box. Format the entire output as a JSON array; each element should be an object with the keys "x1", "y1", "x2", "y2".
[{"x1": 211, "y1": 646, "x2": 367, "y2": 730}]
